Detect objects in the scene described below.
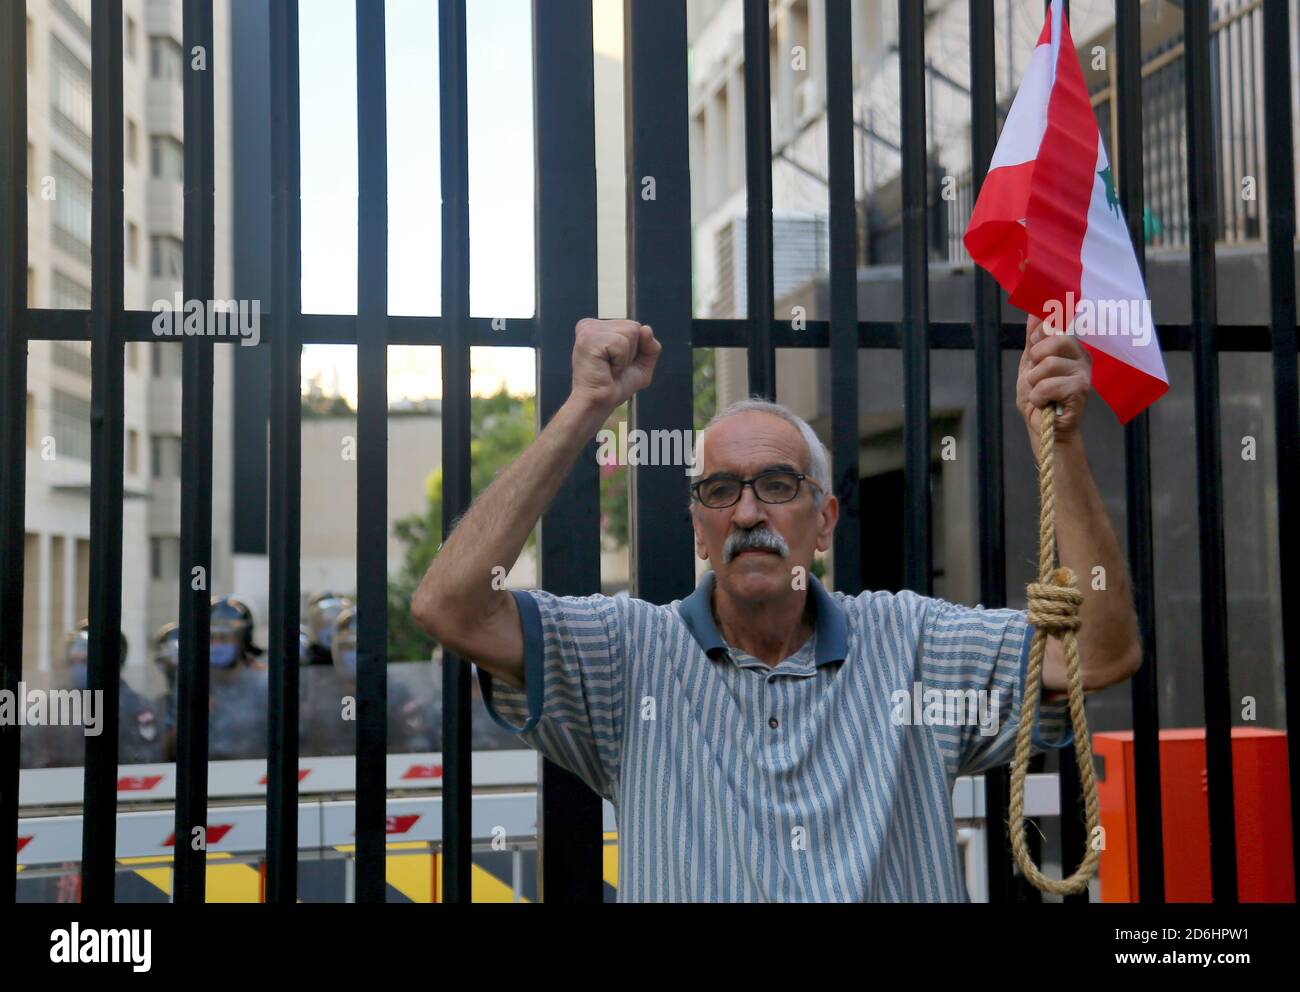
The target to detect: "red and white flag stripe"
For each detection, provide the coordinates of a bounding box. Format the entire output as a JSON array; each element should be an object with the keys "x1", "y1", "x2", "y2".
[{"x1": 964, "y1": 0, "x2": 1169, "y2": 424}]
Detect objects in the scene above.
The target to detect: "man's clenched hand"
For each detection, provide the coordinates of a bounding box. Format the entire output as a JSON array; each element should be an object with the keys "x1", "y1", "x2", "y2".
[
  {"x1": 1017, "y1": 312, "x2": 1092, "y2": 463},
  {"x1": 570, "y1": 318, "x2": 662, "y2": 414}
]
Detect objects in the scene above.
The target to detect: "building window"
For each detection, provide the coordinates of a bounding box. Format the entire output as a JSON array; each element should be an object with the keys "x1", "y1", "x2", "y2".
[
  {"x1": 51, "y1": 270, "x2": 90, "y2": 309},
  {"x1": 26, "y1": 394, "x2": 36, "y2": 449},
  {"x1": 51, "y1": 341, "x2": 91, "y2": 376},
  {"x1": 127, "y1": 429, "x2": 140, "y2": 475},
  {"x1": 126, "y1": 117, "x2": 139, "y2": 165},
  {"x1": 151, "y1": 344, "x2": 163, "y2": 377},
  {"x1": 150, "y1": 536, "x2": 181, "y2": 581},
  {"x1": 50, "y1": 36, "x2": 93, "y2": 154},
  {"x1": 125, "y1": 15, "x2": 138, "y2": 61},
  {"x1": 50, "y1": 153, "x2": 92, "y2": 263},
  {"x1": 26, "y1": 142, "x2": 36, "y2": 194},
  {"x1": 151, "y1": 435, "x2": 181, "y2": 478},
  {"x1": 150, "y1": 236, "x2": 184, "y2": 280},
  {"x1": 127, "y1": 221, "x2": 140, "y2": 268},
  {"x1": 127, "y1": 342, "x2": 139, "y2": 372},
  {"x1": 149, "y1": 36, "x2": 183, "y2": 82},
  {"x1": 27, "y1": 268, "x2": 36, "y2": 307},
  {"x1": 50, "y1": 389, "x2": 91, "y2": 461},
  {"x1": 50, "y1": 274, "x2": 91, "y2": 375},
  {"x1": 52, "y1": 0, "x2": 92, "y2": 39},
  {"x1": 51, "y1": 343, "x2": 91, "y2": 376},
  {"x1": 150, "y1": 135, "x2": 184, "y2": 182}
]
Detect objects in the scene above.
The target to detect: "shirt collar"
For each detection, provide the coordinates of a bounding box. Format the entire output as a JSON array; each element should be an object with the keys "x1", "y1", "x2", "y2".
[{"x1": 677, "y1": 568, "x2": 848, "y2": 667}]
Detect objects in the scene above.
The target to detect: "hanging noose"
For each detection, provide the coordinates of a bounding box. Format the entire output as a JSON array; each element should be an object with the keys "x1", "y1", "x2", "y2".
[{"x1": 1007, "y1": 402, "x2": 1102, "y2": 896}]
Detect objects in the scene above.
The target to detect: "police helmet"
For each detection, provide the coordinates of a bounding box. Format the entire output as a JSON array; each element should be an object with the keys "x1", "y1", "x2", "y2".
[
  {"x1": 65, "y1": 621, "x2": 128, "y2": 690},
  {"x1": 210, "y1": 595, "x2": 255, "y2": 669},
  {"x1": 153, "y1": 621, "x2": 180, "y2": 687},
  {"x1": 307, "y1": 595, "x2": 352, "y2": 654}
]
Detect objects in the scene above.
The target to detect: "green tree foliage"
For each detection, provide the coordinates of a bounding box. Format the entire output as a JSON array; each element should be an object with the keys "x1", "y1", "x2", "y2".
[
  {"x1": 387, "y1": 388, "x2": 537, "y2": 661},
  {"x1": 301, "y1": 393, "x2": 355, "y2": 418},
  {"x1": 389, "y1": 350, "x2": 720, "y2": 661}
]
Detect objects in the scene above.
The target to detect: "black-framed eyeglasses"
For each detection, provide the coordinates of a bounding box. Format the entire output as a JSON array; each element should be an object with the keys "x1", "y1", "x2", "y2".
[{"x1": 690, "y1": 470, "x2": 822, "y2": 509}]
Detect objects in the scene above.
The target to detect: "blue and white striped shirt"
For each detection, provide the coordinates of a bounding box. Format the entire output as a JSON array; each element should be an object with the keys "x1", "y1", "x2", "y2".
[{"x1": 478, "y1": 569, "x2": 1073, "y2": 902}]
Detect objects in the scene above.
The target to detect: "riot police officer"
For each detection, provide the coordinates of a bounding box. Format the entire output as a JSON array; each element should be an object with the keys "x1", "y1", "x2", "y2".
[
  {"x1": 330, "y1": 606, "x2": 439, "y2": 754},
  {"x1": 299, "y1": 605, "x2": 355, "y2": 756},
  {"x1": 62, "y1": 622, "x2": 164, "y2": 765},
  {"x1": 152, "y1": 621, "x2": 180, "y2": 741},
  {"x1": 304, "y1": 592, "x2": 352, "y2": 666},
  {"x1": 162, "y1": 597, "x2": 270, "y2": 761},
  {"x1": 206, "y1": 595, "x2": 269, "y2": 759},
  {"x1": 299, "y1": 623, "x2": 314, "y2": 666}
]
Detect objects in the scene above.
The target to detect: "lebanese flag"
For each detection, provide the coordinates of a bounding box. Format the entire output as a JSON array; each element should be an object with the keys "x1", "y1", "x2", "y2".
[{"x1": 964, "y1": 0, "x2": 1168, "y2": 424}]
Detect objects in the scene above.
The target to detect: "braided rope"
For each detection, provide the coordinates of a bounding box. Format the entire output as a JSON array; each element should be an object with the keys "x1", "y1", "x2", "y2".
[{"x1": 1008, "y1": 403, "x2": 1102, "y2": 896}]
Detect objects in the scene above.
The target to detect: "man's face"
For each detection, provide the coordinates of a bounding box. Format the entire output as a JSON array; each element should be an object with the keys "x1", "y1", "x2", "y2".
[{"x1": 690, "y1": 412, "x2": 837, "y2": 601}]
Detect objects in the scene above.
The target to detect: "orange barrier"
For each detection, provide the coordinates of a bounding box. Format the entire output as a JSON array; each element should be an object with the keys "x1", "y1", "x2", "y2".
[{"x1": 1094, "y1": 728, "x2": 1294, "y2": 902}]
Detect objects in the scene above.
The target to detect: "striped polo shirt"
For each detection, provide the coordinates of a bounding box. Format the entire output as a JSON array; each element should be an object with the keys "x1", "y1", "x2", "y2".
[{"x1": 478, "y1": 569, "x2": 1074, "y2": 902}]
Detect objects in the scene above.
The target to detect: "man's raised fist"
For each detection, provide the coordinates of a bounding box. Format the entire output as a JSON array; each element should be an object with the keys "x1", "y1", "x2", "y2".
[{"x1": 570, "y1": 318, "x2": 662, "y2": 413}]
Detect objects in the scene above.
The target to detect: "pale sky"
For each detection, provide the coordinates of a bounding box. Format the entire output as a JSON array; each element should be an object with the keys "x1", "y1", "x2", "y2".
[{"x1": 297, "y1": 0, "x2": 539, "y2": 404}]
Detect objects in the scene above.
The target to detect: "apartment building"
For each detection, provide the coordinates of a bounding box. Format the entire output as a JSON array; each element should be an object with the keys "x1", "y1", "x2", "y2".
[{"x1": 22, "y1": 0, "x2": 234, "y2": 687}]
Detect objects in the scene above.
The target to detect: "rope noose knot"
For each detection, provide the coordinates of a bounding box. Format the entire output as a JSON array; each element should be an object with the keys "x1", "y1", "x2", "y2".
[
  {"x1": 1006, "y1": 401, "x2": 1101, "y2": 897},
  {"x1": 1026, "y1": 567, "x2": 1083, "y2": 635}
]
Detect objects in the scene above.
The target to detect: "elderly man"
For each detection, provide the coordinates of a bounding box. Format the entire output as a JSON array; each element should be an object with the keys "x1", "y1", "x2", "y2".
[{"x1": 411, "y1": 317, "x2": 1141, "y2": 902}]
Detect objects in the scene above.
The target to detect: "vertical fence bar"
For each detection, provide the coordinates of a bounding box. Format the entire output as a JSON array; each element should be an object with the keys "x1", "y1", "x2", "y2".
[
  {"x1": 0, "y1": 0, "x2": 28, "y2": 906},
  {"x1": 968, "y1": 0, "x2": 1014, "y2": 903},
  {"x1": 437, "y1": 0, "x2": 473, "y2": 903},
  {"x1": 825, "y1": 0, "x2": 862, "y2": 596},
  {"x1": 81, "y1": 0, "x2": 126, "y2": 903},
  {"x1": 355, "y1": 0, "x2": 389, "y2": 904},
  {"x1": 1184, "y1": 0, "x2": 1239, "y2": 903},
  {"x1": 898, "y1": 0, "x2": 931, "y2": 596},
  {"x1": 1115, "y1": 0, "x2": 1166, "y2": 904},
  {"x1": 174, "y1": 0, "x2": 216, "y2": 904},
  {"x1": 266, "y1": 0, "x2": 303, "y2": 904},
  {"x1": 1261, "y1": 0, "x2": 1300, "y2": 900},
  {"x1": 625, "y1": 0, "x2": 695, "y2": 605},
  {"x1": 532, "y1": 0, "x2": 603, "y2": 901},
  {"x1": 742, "y1": 0, "x2": 775, "y2": 398}
]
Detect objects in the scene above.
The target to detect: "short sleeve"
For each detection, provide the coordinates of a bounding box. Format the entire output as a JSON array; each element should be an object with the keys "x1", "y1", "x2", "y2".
[
  {"x1": 916, "y1": 597, "x2": 1074, "y2": 779},
  {"x1": 475, "y1": 588, "x2": 626, "y2": 802}
]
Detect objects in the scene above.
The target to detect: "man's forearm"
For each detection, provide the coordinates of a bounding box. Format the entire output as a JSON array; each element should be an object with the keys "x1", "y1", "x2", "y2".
[
  {"x1": 1047, "y1": 436, "x2": 1141, "y2": 686},
  {"x1": 412, "y1": 394, "x2": 611, "y2": 629}
]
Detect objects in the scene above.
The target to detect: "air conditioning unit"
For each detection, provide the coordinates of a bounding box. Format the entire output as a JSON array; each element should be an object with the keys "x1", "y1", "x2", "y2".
[{"x1": 795, "y1": 79, "x2": 819, "y2": 126}]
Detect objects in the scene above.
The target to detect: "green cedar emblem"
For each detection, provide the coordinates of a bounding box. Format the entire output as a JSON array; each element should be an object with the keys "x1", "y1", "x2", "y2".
[{"x1": 1099, "y1": 165, "x2": 1121, "y2": 218}]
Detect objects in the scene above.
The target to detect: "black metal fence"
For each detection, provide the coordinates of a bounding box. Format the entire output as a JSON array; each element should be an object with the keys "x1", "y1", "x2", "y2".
[
  {"x1": 948, "y1": 0, "x2": 1290, "y2": 263},
  {"x1": 1, "y1": 0, "x2": 1297, "y2": 904}
]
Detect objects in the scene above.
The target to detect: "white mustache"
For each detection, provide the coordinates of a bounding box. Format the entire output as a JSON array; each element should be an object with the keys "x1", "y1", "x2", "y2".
[{"x1": 723, "y1": 527, "x2": 789, "y2": 563}]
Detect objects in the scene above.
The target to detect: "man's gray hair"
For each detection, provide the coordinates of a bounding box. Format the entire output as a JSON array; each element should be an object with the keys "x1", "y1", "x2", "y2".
[{"x1": 691, "y1": 397, "x2": 831, "y2": 510}]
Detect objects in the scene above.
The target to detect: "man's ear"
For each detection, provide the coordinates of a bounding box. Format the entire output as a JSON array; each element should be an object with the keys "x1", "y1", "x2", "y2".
[
  {"x1": 690, "y1": 507, "x2": 709, "y2": 560},
  {"x1": 815, "y1": 494, "x2": 839, "y2": 553}
]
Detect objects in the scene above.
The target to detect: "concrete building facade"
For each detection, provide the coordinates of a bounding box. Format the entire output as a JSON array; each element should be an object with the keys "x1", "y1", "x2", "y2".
[{"x1": 22, "y1": 0, "x2": 235, "y2": 688}]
